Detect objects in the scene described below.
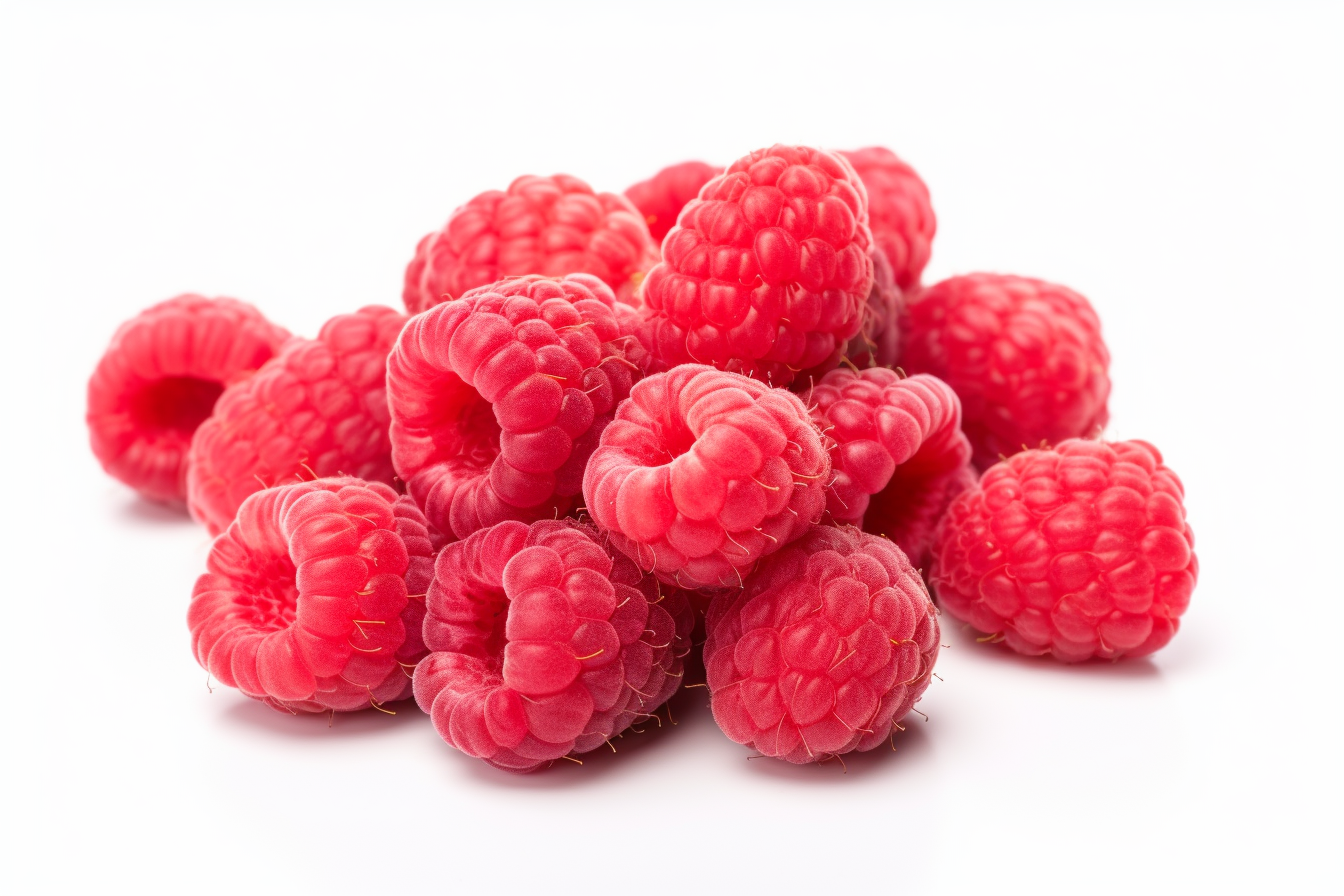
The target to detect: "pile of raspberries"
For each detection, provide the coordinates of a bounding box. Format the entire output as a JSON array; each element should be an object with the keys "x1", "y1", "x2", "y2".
[{"x1": 88, "y1": 144, "x2": 1196, "y2": 771}]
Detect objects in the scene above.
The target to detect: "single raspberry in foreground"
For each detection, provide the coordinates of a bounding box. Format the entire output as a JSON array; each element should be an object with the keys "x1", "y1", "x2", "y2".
[
  {"x1": 839, "y1": 147, "x2": 936, "y2": 292},
  {"x1": 188, "y1": 478, "x2": 436, "y2": 713},
  {"x1": 187, "y1": 305, "x2": 406, "y2": 535},
  {"x1": 623, "y1": 160, "x2": 720, "y2": 244},
  {"x1": 87, "y1": 295, "x2": 291, "y2": 504},
  {"x1": 413, "y1": 518, "x2": 694, "y2": 772},
  {"x1": 582, "y1": 365, "x2": 829, "y2": 590},
  {"x1": 704, "y1": 525, "x2": 940, "y2": 763},
  {"x1": 929, "y1": 439, "x2": 1196, "y2": 662}
]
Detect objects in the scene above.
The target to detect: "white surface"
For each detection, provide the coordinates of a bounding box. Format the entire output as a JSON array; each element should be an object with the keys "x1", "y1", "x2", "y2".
[{"x1": 2, "y1": 3, "x2": 1341, "y2": 893}]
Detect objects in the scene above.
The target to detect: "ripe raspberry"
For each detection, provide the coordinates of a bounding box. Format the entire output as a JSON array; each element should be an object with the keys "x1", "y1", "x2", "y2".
[
  {"x1": 839, "y1": 147, "x2": 936, "y2": 292},
  {"x1": 902, "y1": 273, "x2": 1112, "y2": 469},
  {"x1": 839, "y1": 247, "x2": 902, "y2": 373},
  {"x1": 87, "y1": 295, "x2": 291, "y2": 504},
  {"x1": 403, "y1": 175, "x2": 658, "y2": 314},
  {"x1": 582, "y1": 365, "x2": 829, "y2": 590},
  {"x1": 413, "y1": 518, "x2": 694, "y2": 772},
  {"x1": 623, "y1": 160, "x2": 720, "y2": 244},
  {"x1": 187, "y1": 306, "x2": 407, "y2": 536},
  {"x1": 636, "y1": 144, "x2": 874, "y2": 387},
  {"x1": 188, "y1": 478, "x2": 437, "y2": 713},
  {"x1": 704, "y1": 525, "x2": 939, "y2": 763},
  {"x1": 929, "y1": 439, "x2": 1196, "y2": 662},
  {"x1": 805, "y1": 369, "x2": 975, "y2": 568},
  {"x1": 387, "y1": 274, "x2": 641, "y2": 541}
]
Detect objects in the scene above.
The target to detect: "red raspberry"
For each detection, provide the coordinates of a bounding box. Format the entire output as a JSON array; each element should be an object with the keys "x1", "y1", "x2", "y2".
[
  {"x1": 704, "y1": 525, "x2": 940, "y2": 763},
  {"x1": 839, "y1": 148, "x2": 936, "y2": 293},
  {"x1": 413, "y1": 519, "x2": 694, "y2": 772},
  {"x1": 187, "y1": 306, "x2": 406, "y2": 536},
  {"x1": 839, "y1": 247, "x2": 902, "y2": 373},
  {"x1": 87, "y1": 295, "x2": 291, "y2": 504},
  {"x1": 188, "y1": 477, "x2": 437, "y2": 713},
  {"x1": 387, "y1": 275, "x2": 641, "y2": 541},
  {"x1": 623, "y1": 160, "x2": 720, "y2": 244},
  {"x1": 635, "y1": 145, "x2": 874, "y2": 387},
  {"x1": 805, "y1": 369, "x2": 975, "y2": 568},
  {"x1": 582, "y1": 365, "x2": 830, "y2": 590},
  {"x1": 902, "y1": 273, "x2": 1112, "y2": 469},
  {"x1": 402, "y1": 175, "x2": 658, "y2": 314},
  {"x1": 929, "y1": 439, "x2": 1196, "y2": 662}
]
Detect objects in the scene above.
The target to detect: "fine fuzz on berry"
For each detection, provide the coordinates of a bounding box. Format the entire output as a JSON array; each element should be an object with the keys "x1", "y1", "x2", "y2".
[
  {"x1": 413, "y1": 519, "x2": 694, "y2": 772},
  {"x1": 87, "y1": 295, "x2": 291, "y2": 504},
  {"x1": 839, "y1": 147, "x2": 936, "y2": 292},
  {"x1": 624, "y1": 160, "x2": 720, "y2": 244},
  {"x1": 705, "y1": 525, "x2": 940, "y2": 763},
  {"x1": 930, "y1": 439, "x2": 1196, "y2": 662},
  {"x1": 188, "y1": 478, "x2": 436, "y2": 713}
]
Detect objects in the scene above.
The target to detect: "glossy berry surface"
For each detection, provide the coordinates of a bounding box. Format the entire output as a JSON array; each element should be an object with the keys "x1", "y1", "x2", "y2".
[{"x1": 840, "y1": 147, "x2": 936, "y2": 292}]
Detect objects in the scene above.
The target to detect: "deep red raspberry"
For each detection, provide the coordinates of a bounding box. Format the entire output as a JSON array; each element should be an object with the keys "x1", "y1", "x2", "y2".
[
  {"x1": 929, "y1": 439, "x2": 1196, "y2": 662},
  {"x1": 187, "y1": 306, "x2": 406, "y2": 536},
  {"x1": 87, "y1": 295, "x2": 291, "y2": 504},
  {"x1": 902, "y1": 274, "x2": 1112, "y2": 469},
  {"x1": 582, "y1": 365, "x2": 829, "y2": 590},
  {"x1": 403, "y1": 175, "x2": 658, "y2": 314},
  {"x1": 188, "y1": 478, "x2": 436, "y2": 713},
  {"x1": 413, "y1": 518, "x2": 694, "y2": 772},
  {"x1": 839, "y1": 147, "x2": 936, "y2": 292},
  {"x1": 635, "y1": 145, "x2": 874, "y2": 387},
  {"x1": 623, "y1": 160, "x2": 720, "y2": 244},
  {"x1": 704, "y1": 525, "x2": 940, "y2": 763},
  {"x1": 387, "y1": 274, "x2": 641, "y2": 541}
]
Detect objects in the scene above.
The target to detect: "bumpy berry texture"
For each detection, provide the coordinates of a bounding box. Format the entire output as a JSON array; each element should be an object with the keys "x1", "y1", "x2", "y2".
[
  {"x1": 930, "y1": 439, "x2": 1196, "y2": 662},
  {"x1": 187, "y1": 306, "x2": 406, "y2": 536},
  {"x1": 388, "y1": 275, "x2": 641, "y2": 541},
  {"x1": 636, "y1": 145, "x2": 874, "y2": 387},
  {"x1": 704, "y1": 525, "x2": 940, "y2": 763},
  {"x1": 839, "y1": 248, "x2": 902, "y2": 374},
  {"x1": 902, "y1": 273, "x2": 1111, "y2": 470},
  {"x1": 583, "y1": 365, "x2": 830, "y2": 590},
  {"x1": 403, "y1": 175, "x2": 658, "y2": 314},
  {"x1": 839, "y1": 147, "x2": 936, "y2": 292},
  {"x1": 413, "y1": 519, "x2": 694, "y2": 772},
  {"x1": 188, "y1": 478, "x2": 437, "y2": 713},
  {"x1": 87, "y1": 295, "x2": 291, "y2": 504},
  {"x1": 624, "y1": 160, "x2": 720, "y2": 244}
]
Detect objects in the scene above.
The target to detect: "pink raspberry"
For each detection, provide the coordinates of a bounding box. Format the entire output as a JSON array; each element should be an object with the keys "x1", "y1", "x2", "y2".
[
  {"x1": 582, "y1": 365, "x2": 830, "y2": 590},
  {"x1": 413, "y1": 519, "x2": 694, "y2": 772},
  {"x1": 403, "y1": 175, "x2": 658, "y2": 314},
  {"x1": 839, "y1": 147, "x2": 936, "y2": 292},
  {"x1": 704, "y1": 525, "x2": 940, "y2": 763},
  {"x1": 636, "y1": 145, "x2": 874, "y2": 387},
  {"x1": 387, "y1": 275, "x2": 641, "y2": 541},
  {"x1": 188, "y1": 478, "x2": 436, "y2": 713},
  {"x1": 87, "y1": 295, "x2": 291, "y2": 504},
  {"x1": 623, "y1": 160, "x2": 720, "y2": 244},
  {"x1": 187, "y1": 305, "x2": 406, "y2": 536},
  {"x1": 929, "y1": 439, "x2": 1196, "y2": 662},
  {"x1": 901, "y1": 273, "x2": 1112, "y2": 469}
]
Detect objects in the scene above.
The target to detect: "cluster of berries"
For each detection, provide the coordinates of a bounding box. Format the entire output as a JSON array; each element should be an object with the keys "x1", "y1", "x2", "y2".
[{"x1": 88, "y1": 144, "x2": 1196, "y2": 770}]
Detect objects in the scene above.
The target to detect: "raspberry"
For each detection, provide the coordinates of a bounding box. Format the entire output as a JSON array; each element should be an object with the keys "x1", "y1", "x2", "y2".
[
  {"x1": 188, "y1": 477, "x2": 437, "y2": 713},
  {"x1": 929, "y1": 439, "x2": 1196, "y2": 662},
  {"x1": 387, "y1": 274, "x2": 641, "y2": 541},
  {"x1": 839, "y1": 148, "x2": 936, "y2": 292},
  {"x1": 623, "y1": 160, "x2": 720, "y2": 244},
  {"x1": 582, "y1": 365, "x2": 829, "y2": 590},
  {"x1": 704, "y1": 525, "x2": 939, "y2": 763},
  {"x1": 902, "y1": 274, "x2": 1112, "y2": 469},
  {"x1": 87, "y1": 295, "x2": 291, "y2": 504},
  {"x1": 840, "y1": 247, "x2": 902, "y2": 372},
  {"x1": 187, "y1": 306, "x2": 406, "y2": 536},
  {"x1": 635, "y1": 145, "x2": 874, "y2": 387},
  {"x1": 413, "y1": 519, "x2": 694, "y2": 772},
  {"x1": 403, "y1": 175, "x2": 658, "y2": 314}
]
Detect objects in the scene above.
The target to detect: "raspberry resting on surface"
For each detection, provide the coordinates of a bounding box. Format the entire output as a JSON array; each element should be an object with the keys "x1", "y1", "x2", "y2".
[
  {"x1": 623, "y1": 160, "x2": 720, "y2": 244},
  {"x1": 839, "y1": 147, "x2": 936, "y2": 293}
]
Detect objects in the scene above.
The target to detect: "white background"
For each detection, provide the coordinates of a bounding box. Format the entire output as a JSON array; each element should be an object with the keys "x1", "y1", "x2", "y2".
[{"x1": 2, "y1": 2, "x2": 1341, "y2": 893}]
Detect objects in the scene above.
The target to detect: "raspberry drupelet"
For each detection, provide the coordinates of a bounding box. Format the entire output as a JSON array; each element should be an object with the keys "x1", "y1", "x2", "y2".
[
  {"x1": 87, "y1": 295, "x2": 291, "y2": 504},
  {"x1": 929, "y1": 439, "x2": 1196, "y2": 662},
  {"x1": 839, "y1": 147, "x2": 936, "y2": 292},
  {"x1": 188, "y1": 478, "x2": 437, "y2": 713},
  {"x1": 623, "y1": 160, "x2": 720, "y2": 244},
  {"x1": 413, "y1": 519, "x2": 694, "y2": 772}
]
